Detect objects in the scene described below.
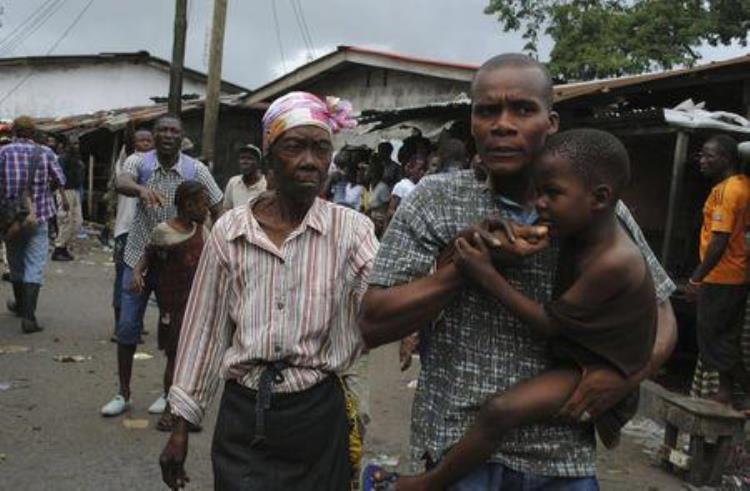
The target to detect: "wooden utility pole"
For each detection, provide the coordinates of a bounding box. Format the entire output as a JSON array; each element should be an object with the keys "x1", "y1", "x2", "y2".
[
  {"x1": 168, "y1": 0, "x2": 188, "y2": 115},
  {"x1": 201, "y1": 0, "x2": 228, "y2": 167}
]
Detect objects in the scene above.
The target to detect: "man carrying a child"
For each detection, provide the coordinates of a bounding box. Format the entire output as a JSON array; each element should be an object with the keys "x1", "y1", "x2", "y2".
[{"x1": 360, "y1": 54, "x2": 678, "y2": 489}]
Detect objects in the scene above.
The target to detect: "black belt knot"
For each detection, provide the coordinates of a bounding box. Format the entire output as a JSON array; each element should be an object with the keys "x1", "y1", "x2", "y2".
[{"x1": 250, "y1": 360, "x2": 289, "y2": 448}]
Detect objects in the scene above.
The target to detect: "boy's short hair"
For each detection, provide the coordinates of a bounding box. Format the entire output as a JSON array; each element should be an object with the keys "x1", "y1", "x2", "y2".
[
  {"x1": 174, "y1": 181, "x2": 207, "y2": 211},
  {"x1": 542, "y1": 128, "x2": 630, "y2": 195}
]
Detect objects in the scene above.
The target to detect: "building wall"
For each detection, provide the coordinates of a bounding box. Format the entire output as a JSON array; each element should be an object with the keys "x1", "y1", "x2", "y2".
[
  {"x1": 301, "y1": 65, "x2": 471, "y2": 147},
  {"x1": 0, "y1": 61, "x2": 210, "y2": 118}
]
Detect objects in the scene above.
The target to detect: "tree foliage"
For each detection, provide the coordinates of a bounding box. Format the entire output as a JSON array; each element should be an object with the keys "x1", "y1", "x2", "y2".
[{"x1": 484, "y1": 0, "x2": 750, "y2": 81}]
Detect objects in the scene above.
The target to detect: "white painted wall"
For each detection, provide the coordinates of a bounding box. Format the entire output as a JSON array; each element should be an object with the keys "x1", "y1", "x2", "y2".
[{"x1": 0, "y1": 61, "x2": 210, "y2": 118}]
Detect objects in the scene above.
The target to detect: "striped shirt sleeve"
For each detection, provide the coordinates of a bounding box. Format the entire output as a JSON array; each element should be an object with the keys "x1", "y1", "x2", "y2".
[{"x1": 169, "y1": 218, "x2": 235, "y2": 425}]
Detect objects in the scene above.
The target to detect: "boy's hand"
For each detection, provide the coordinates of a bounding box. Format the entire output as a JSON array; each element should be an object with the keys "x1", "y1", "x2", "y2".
[
  {"x1": 454, "y1": 232, "x2": 497, "y2": 284},
  {"x1": 399, "y1": 333, "x2": 420, "y2": 371},
  {"x1": 559, "y1": 365, "x2": 632, "y2": 421}
]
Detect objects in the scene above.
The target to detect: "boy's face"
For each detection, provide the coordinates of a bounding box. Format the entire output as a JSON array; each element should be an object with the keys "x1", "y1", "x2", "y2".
[
  {"x1": 534, "y1": 153, "x2": 593, "y2": 238},
  {"x1": 471, "y1": 66, "x2": 559, "y2": 179},
  {"x1": 184, "y1": 191, "x2": 210, "y2": 223},
  {"x1": 238, "y1": 151, "x2": 259, "y2": 177}
]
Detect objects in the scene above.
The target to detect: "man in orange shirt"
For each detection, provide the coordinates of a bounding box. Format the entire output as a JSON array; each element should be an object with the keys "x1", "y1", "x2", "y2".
[{"x1": 687, "y1": 134, "x2": 750, "y2": 409}]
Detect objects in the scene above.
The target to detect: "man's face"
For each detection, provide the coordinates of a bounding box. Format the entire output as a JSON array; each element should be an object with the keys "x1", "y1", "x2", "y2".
[
  {"x1": 698, "y1": 141, "x2": 728, "y2": 179},
  {"x1": 46, "y1": 136, "x2": 59, "y2": 153},
  {"x1": 534, "y1": 152, "x2": 592, "y2": 238},
  {"x1": 471, "y1": 66, "x2": 559, "y2": 178},
  {"x1": 153, "y1": 119, "x2": 182, "y2": 156},
  {"x1": 238, "y1": 151, "x2": 259, "y2": 177},
  {"x1": 272, "y1": 125, "x2": 333, "y2": 200},
  {"x1": 134, "y1": 132, "x2": 154, "y2": 153}
]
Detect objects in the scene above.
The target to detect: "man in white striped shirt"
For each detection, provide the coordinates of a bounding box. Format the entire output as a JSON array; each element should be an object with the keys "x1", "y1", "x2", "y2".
[{"x1": 160, "y1": 92, "x2": 376, "y2": 490}]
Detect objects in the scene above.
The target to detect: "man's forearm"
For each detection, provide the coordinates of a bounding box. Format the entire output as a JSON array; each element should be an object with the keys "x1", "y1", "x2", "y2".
[
  {"x1": 359, "y1": 264, "x2": 464, "y2": 348},
  {"x1": 115, "y1": 174, "x2": 143, "y2": 197},
  {"x1": 629, "y1": 299, "x2": 677, "y2": 385},
  {"x1": 691, "y1": 234, "x2": 730, "y2": 282}
]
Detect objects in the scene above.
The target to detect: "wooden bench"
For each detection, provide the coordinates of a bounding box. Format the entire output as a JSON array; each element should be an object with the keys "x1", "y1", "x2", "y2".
[{"x1": 641, "y1": 381, "x2": 746, "y2": 486}]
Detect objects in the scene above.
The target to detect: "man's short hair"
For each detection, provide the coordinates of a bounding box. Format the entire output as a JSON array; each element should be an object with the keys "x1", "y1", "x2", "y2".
[
  {"x1": 472, "y1": 53, "x2": 554, "y2": 109},
  {"x1": 12, "y1": 116, "x2": 36, "y2": 136},
  {"x1": 541, "y1": 128, "x2": 631, "y2": 195},
  {"x1": 154, "y1": 114, "x2": 183, "y2": 131},
  {"x1": 706, "y1": 134, "x2": 738, "y2": 164}
]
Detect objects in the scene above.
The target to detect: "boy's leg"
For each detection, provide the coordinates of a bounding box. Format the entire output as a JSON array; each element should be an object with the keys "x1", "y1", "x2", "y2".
[{"x1": 402, "y1": 369, "x2": 581, "y2": 490}]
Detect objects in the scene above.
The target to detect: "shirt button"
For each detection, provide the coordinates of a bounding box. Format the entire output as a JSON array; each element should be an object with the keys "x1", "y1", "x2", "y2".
[{"x1": 276, "y1": 301, "x2": 284, "y2": 310}]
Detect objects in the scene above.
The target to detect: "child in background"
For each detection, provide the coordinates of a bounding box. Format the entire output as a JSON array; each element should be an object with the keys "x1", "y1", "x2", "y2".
[
  {"x1": 131, "y1": 181, "x2": 209, "y2": 432},
  {"x1": 387, "y1": 129, "x2": 658, "y2": 490}
]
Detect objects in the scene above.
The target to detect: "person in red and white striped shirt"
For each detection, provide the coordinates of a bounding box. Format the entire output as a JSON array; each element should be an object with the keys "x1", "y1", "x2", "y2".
[{"x1": 159, "y1": 92, "x2": 376, "y2": 491}]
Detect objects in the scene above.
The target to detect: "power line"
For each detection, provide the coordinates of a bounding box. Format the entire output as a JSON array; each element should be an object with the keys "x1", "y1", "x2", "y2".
[
  {"x1": 0, "y1": 0, "x2": 68, "y2": 57},
  {"x1": 289, "y1": 0, "x2": 313, "y2": 60},
  {"x1": 293, "y1": 0, "x2": 316, "y2": 58},
  {"x1": 0, "y1": 0, "x2": 58, "y2": 50},
  {"x1": 0, "y1": 0, "x2": 95, "y2": 105},
  {"x1": 270, "y1": 0, "x2": 287, "y2": 73}
]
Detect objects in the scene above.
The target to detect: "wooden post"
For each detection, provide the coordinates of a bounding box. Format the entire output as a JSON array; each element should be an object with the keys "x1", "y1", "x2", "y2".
[
  {"x1": 168, "y1": 0, "x2": 188, "y2": 115},
  {"x1": 201, "y1": 0, "x2": 228, "y2": 168},
  {"x1": 87, "y1": 154, "x2": 95, "y2": 218},
  {"x1": 661, "y1": 131, "x2": 689, "y2": 268}
]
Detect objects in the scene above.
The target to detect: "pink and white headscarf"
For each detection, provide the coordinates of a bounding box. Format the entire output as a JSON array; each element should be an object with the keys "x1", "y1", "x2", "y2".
[{"x1": 261, "y1": 91, "x2": 357, "y2": 152}]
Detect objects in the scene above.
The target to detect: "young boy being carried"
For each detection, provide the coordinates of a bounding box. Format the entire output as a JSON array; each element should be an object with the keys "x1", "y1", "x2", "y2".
[
  {"x1": 385, "y1": 129, "x2": 657, "y2": 491},
  {"x1": 131, "y1": 181, "x2": 210, "y2": 432}
]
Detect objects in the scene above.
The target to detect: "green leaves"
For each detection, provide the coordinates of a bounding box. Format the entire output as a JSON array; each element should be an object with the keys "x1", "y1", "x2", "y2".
[{"x1": 484, "y1": 0, "x2": 750, "y2": 81}]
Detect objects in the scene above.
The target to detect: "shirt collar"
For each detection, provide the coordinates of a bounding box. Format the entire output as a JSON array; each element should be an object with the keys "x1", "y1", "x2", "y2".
[
  {"x1": 154, "y1": 153, "x2": 187, "y2": 177},
  {"x1": 480, "y1": 179, "x2": 539, "y2": 225},
  {"x1": 226, "y1": 195, "x2": 329, "y2": 242}
]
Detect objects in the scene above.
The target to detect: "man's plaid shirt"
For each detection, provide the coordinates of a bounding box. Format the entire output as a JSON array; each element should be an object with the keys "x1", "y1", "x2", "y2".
[
  {"x1": 121, "y1": 152, "x2": 223, "y2": 269},
  {"x1": 369, "y1": 171, "x2": 675, "y2": 477},
  {"x1": 0, "y1": 138, "x2": 65, "y2": 223}
]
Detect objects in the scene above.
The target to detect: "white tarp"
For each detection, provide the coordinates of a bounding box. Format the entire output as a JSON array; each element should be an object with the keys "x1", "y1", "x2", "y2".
[{"x1": 664, "y1": 99, "x2": 750, "y2": 135}]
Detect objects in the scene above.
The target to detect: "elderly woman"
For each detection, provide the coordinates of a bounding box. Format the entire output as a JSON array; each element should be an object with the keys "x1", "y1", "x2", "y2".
[{"x1": 159, "y1": 92, "x2": 376, "y2": 491}]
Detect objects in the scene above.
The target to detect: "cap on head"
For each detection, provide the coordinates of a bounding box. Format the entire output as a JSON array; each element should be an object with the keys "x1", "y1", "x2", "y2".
[
  {"x1": 261, "y1": 91, "x2": 357, "y2": 153},
  {"x1": 239, "y1": 143, "x2": 262, "y2": 161}
]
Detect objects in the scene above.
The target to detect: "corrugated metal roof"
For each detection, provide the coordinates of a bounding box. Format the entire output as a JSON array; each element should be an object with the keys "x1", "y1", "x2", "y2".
[
  {"x1": 35, "y1": 96, "x2": 266, "y2": 136},
  {"x1": 554, "y1": 54, "x2": 750, "y2": 102}
]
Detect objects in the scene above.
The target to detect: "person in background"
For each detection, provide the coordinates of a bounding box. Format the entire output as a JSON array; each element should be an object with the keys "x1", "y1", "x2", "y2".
[
  {"x1": 1, "y1": 116, "x2": 66, "y2": 333},
  {"x1": 686, "y1": 135, "x2": 750, "y2": 412},
  {"x1": 376, "y1": 141, "x2": 401, "y2": 187},
  {"x1": 436, "y1": 138, "x2": 469, "y2": 174},
  {"x1": 52, "y1": 137, "x2": 85, "y2": 262},
  {"x1": 223, "y1": 143, "x2": 267, "y2": 210},
  {"x1": 387, "y1": 150, "x2": 428, "y2": 221},
  {"x1": 131, "y1": 181, "x2": 210, "y2": 432},
  {"x1": 342, "y1": 160, "x2": 366, "y2": 211},
  {"x1": 110, "y1": 129, "x2": 154, "y2": 343},
  {"x1": 1, "y1": 123, "x2": 13, "y2": 283},
  {"x1": 100, "y1": 115, "x2": 223, "y2": 418},
  {"x1": 365, "y1": 160, "x2": 391, "y2": 237}
]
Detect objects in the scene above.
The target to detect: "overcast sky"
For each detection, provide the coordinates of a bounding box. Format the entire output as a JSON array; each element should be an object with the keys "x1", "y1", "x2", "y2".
[{"x1": 1, "y1": 0, "x2": 747, "y2": 90}]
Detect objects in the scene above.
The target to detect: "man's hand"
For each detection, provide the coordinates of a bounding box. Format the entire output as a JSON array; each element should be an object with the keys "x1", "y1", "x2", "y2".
[
  {"x1": 160, "y1": 421, "x2": 190, "y2": 489},
  {"x1": 683, "y1": 280, "x2": 700, "y2": 303},
  {"x1": 399, "y1": 333, "x2": 420, "y2": 371},
  {"x1": 139, "y1": 187, "x2": 167, "y2": 207},
  {"x1": 129, "y1": 271, "x2": 145, "y2": 294},
  {"x1": 559, "y1": 366, "x2": 633, "y2": 421}
]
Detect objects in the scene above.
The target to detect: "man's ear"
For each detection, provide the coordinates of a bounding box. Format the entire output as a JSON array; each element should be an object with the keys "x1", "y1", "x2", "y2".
[
  {"x1": 547, "y1": 110, "x2": 560, "y2": 136},
  {"x1": 591, "y1": 184, "x2": 613, "y2": 210}
]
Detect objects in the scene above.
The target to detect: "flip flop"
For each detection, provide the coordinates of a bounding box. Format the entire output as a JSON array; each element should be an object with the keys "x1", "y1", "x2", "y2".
[{"x1": 360, "y1": 463, "x2": 398, "y2": 491}]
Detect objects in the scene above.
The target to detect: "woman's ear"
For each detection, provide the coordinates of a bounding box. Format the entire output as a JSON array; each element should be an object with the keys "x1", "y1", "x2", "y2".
[{"x1": 591, "y1": 184, "x2": 613, "y2": 210}]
